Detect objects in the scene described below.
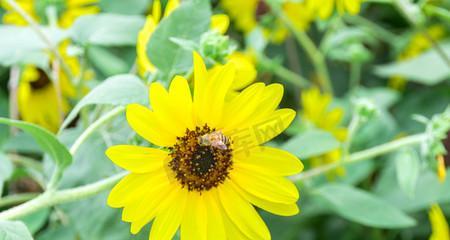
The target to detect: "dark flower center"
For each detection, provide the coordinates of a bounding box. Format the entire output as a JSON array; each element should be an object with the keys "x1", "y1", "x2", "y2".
[
  {"x1": 168, "y1": 125, "x2": 233, "y2": 192},
  {"x1": 30, "y1": 69, "x2": 51, "y2": 90}
]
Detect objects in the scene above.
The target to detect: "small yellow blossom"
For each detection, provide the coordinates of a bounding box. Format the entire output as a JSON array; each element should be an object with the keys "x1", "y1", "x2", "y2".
[
  {"x1": 389, "y1": 25, "x2": 446, "y2": 90},
  {"x1": 437, "y1": 155, "x2": 447, "y2": 183},
  {"x1": 305, "y1": 0, "x2": 363, "y2": 20},
  {"x1": 301, "y1": 87, "x2": 347, "y2": 177},
  {"x1": 1, "y1": 0, "x2": 99, "y2": 28},
  {"x1": 429, "y1": 204, "x2": 450, "y2": 240}
]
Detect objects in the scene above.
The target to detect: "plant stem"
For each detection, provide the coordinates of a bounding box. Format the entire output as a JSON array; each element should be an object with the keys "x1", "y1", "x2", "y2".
[
  {"x1": 0, "y1": 193, "x2": 39, "y2": 208},
  {"x1": 69, "y1": 106, "x2": 125, "y2": 155},
  {"x1": 350, "y1": 62, "x2": 362, "y2": 89},
  {"x1": 266, "y1": 0, "x2": 333, "y2": 94},
  {"x1": 5, "y1": 0, "x2": 74, "y2": 80},
  {"x1": 257, "y1": 54, "x2": 310, "y2": 88},
  {"x1": 46, "y1": 106, "x2": 125, "y2": 191},
  {"x1": 344, "y1": 15, "x2": 400, "y2": 46},
  {"x1": 291, "y1": 133, "x2": 427, "y2": 181},
  {"x1": 0, "y1": 172, "x2": 127, "y2": 220},
  {"x1": 7, "y1": 66, "x2": 20, "y2": 135}
]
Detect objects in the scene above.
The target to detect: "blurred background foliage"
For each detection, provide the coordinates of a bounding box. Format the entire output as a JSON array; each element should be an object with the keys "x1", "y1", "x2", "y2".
[{"x1": 0, "y1": 0, "x2": 449, "y2": 239}]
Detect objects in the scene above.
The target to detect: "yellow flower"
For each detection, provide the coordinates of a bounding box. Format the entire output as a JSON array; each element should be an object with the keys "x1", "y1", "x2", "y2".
[
  {"x1": 220, "y1": 0, "x2": 313, "y2": 43},
  {"x1": 305, "y1": 0, "x2": 363, "y2": 20},
  {"x1": 1, "y1": 0, "x2": 99, "y2": 28},
  {"x1": 429, "y1": 204, "x2": 450, "y2": 240},
  {"x1": 137, "y1": 0, "x2": 179, "y2": 76},
  {"x1": 106, "y1": 52, "x2": 303, "y2": 239},
  {"x1": 17, "y1": 41, "x2": 85, "y2": 132},
  {"x1": 301, "y1": 87, "x2": 347, "y2": 177},
  {"x1": 389, "y1": 25, "x2": 446, "y2": 90},
  {"x1": 437, "y1": 155, "x2": 447, "y2": 183}
]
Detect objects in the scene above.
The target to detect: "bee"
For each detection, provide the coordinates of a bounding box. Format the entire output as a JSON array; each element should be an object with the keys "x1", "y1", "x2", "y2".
[{"x1": 198, "y1": 131, "x2": 229, "y2": 150}]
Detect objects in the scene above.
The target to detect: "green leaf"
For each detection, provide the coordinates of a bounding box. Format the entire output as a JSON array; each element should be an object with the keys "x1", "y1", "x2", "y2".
[
  {"x1": 375, "y1": 41, "x2": 450, "y2": 85},
  {"x1": 0, "y1": 153, "x2": 13, "y2": 196},
  {"x1": 314, "y1": 183, "x2": 416, "y2": 228},
  {"x1": 19, "y1": 208, "x2": 50, "y2": 234},
  {"x1": 70, "y1": 13, "x2": 145, "y2": 46},
  {"x1": 0, "y1": 26, "x2": 67, "y2": 67},
  {"x1": 87, "y1": 46, "x2": 130, "y2": 76},
  {"x1": 0, "y1": 118, "x2": 72, "y2": 172},
  {"x1": 100, "y1": 0, "x2": 150, "y2": 15},
  {"x1": 60, "y1": 74, "x2": 148, "y2": 130},
  {"x1": 0, "y1": 220, "x2": 33, "y2": 240},
  {"x1": 394, "y1": 147, "x2": 420, "y2": 197},
  {"x1": 147, "y1": 0, "x2": 211, "y2": 79},
  {"x1": 282, "y1": 129, "x2": 340, "y2": 159}
]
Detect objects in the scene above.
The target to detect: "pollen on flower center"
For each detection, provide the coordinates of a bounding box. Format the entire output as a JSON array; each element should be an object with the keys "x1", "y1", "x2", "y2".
[{"x1": 168, "y1": 125, "x2": 233, "y2": 192}]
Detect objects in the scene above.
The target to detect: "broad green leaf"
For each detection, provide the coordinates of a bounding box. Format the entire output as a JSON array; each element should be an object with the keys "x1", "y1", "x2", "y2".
[
  {"x1": 87, "y1": 46, "x2": 130, "y2": 76},
  {"x1": 0, "y1": 220, "x2": 33, "y2": 240},
  {"x1": 282, "y1": 129, "x2": 340, "y2": 159},
  {"x1": 70, "y1": 13, "x2": 145, "y2": 46},
  {"x1": 147, "y1": 0, "x2": 211, "y2": 79},
  {"x1": 0, "y1": 118, "x2": 72, "y2": 171},
  {"x1": 19, "y1": 208, "x2": 50, "y2": 234},
  {"x1": 0, "y1": 26, "x2": 67, "y2": 67},
  {"x1": 0, "y1": 153, "x2": 13, "y2": 196},
  {"x1": 60, "y1": 74, "x2": 148, "y2": 130},
  {"x1": 314, "y1": 184, "x2": 416, "y2": 228},
  {"x1": 394, "y1": 147, "x2": 420, "y2": 197},
  {"x1": 375, "y1": 41, "x2": 450, "y2": 85},
  {"x1": 100, "y1": 0, "x2": 150, "y2": 15}
]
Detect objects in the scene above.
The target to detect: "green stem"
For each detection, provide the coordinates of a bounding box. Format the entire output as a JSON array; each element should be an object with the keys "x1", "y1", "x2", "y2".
[
  {"x1": 344, "y1": 15, "x2": 400, "y2": 45},
  {"x1": 0, "y1": 193, "x2": 39, "y2": 209},
  {"x1": 350, "y1": 61, "x2": 362, "y2": 89},
  {"x1": 69, "y1": 106, "x2": 125, "y2": 155},
  {"x1": 0, "y1": 172, "x2": 127, "y2": 220},
  {"x1": 257, "y1": 54, "x2": 310, "y2": 88},
  {"x1": 46, "y1": 106, "x2": 125, "y2": 191},
  {"x1": 291, "y1": 133, "x2": 427, "y2": 181},
  {"x1": 267, "y1": 0, "x2": 333, "y2": 94},
  {"x1": 5, "y1": 0, "x2": 74, "y2": 81},
  {"x1": 343, "y1": 113, "x2": 361, "y2": 160}
]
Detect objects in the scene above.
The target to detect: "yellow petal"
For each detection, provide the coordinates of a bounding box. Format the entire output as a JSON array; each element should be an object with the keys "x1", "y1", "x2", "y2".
[
  {"x1": 234, "y1": 146, "x2": 303, "y2": 176},
  {"x1": 149, "y1": 188, "x2": 187, "y2": 240},
  {"x1": 107, "y1": 171, "x2": 168, "y2": 208},
  {"x1": 429, "y1": 204, "x2": 450, "y2": 240},
  {"x1": 218, "y1": 181, "x2": 270, "y2": 240},
  {"x1": 204, "y1": 190, "x2": 226, "y2": 240},
  {"x1": 222, "y1": 209, "x2": 251, "y2": 240},
  {"x1": 230, "y1": 180, "x2": 299, "y2": 216},
  {"x1": 126, "y1": 103, "x2": 176, "y2": 147},
  {"x1": 163, "y1": 0, "x2": 180, "y2": 18},
  {"x1": 181, "y1": 192, "x2": 207, "y2": 240},
  {"x1": 231, "y1": 166, "x2": 299, "y2": 204},
  {"x1": 193, "y1": 52, "x2": 208, "y2": 125},
  {"x1": 228, "y1": 52, "x2": 257, "y2": 90},
  {"x1": 152, "y1": 0, "x2": 162, "y2": 22},
  {"x1": 105, "y1": 145, "x2": 168, "y2": 173},
  {"x1": 137, "y1": 16, "x2": 157, "y2": 75},
  {"x1": 210, "y1": 14, "x2": 230, "y2": 34},
  {"x1": 169, "y1": 76, "x2": 195, "y2": 130},
  {"x1": 149, "y1": 82, "x2": 189, "y2": 135}
]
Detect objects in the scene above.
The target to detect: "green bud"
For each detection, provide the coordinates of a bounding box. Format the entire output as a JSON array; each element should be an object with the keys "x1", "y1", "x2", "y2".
[
  {"x1": 199, "y1": 31, "x2": 235, "y2": 64},
  {"x1": 354, "y1": 98, "x2": 377, "y2": 122}
]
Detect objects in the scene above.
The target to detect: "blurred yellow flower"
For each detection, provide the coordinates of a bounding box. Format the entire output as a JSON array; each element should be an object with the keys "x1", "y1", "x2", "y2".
[
  {"x1": 429, "y1": 204, "x2": 450, "y2": 240},
  {"x1": 1, "y1": 0, "x2": 99, "y2": 28},
  {"x1": 137, "y1": 0, "x2": 179, "y2": 76},
  {"x1": 305, "y1": 0, "x2": 363, "y2": 20},
  {"x1": 17, "y1": 41, "x2": 83, "y2": 132},
  {"x1": 389, "y1": 25, "x2": 446, "y2": 90},
  {"x1": 437, "y1": 155, "x2": 447, "y2": 183},
  {"x1": 220, "y1": 0, "x2": 313, "y2": 43},
  {"x1": 106, "y1": 52, "x2": 303, "y2": 239},
  {"x1": 301, "y1": 87, "x2": 347, "y2": 177}
]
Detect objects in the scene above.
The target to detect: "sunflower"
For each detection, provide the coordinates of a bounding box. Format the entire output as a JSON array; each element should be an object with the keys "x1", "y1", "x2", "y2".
[
  {"x1": 17, "y1": 41, "x2": 82, "y2": 132},
  {"x1": 389, "y1": 25, "x2": 446, "y2": 91},
  {"x1": 137, "y1": 0, "x2": 180, "y2": 76},
  {"x1": 106, "y1": 52, "x2": 303, "y2": 239},
  {"x1": 301, "y1": 87, "x2": 347, "y2": 177},
  {"x1": 220, "y1": 0, "x2": 313, "y2": 43},
  {"x1": 429, "y1": 204, "x2": 450, "y2": 240},
  {"x1": 304, "y1": 0, "x2": 363, "y2": 20},
  {"x1": 1, "y1": 0, "x2": 99, "y2": 28}
]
